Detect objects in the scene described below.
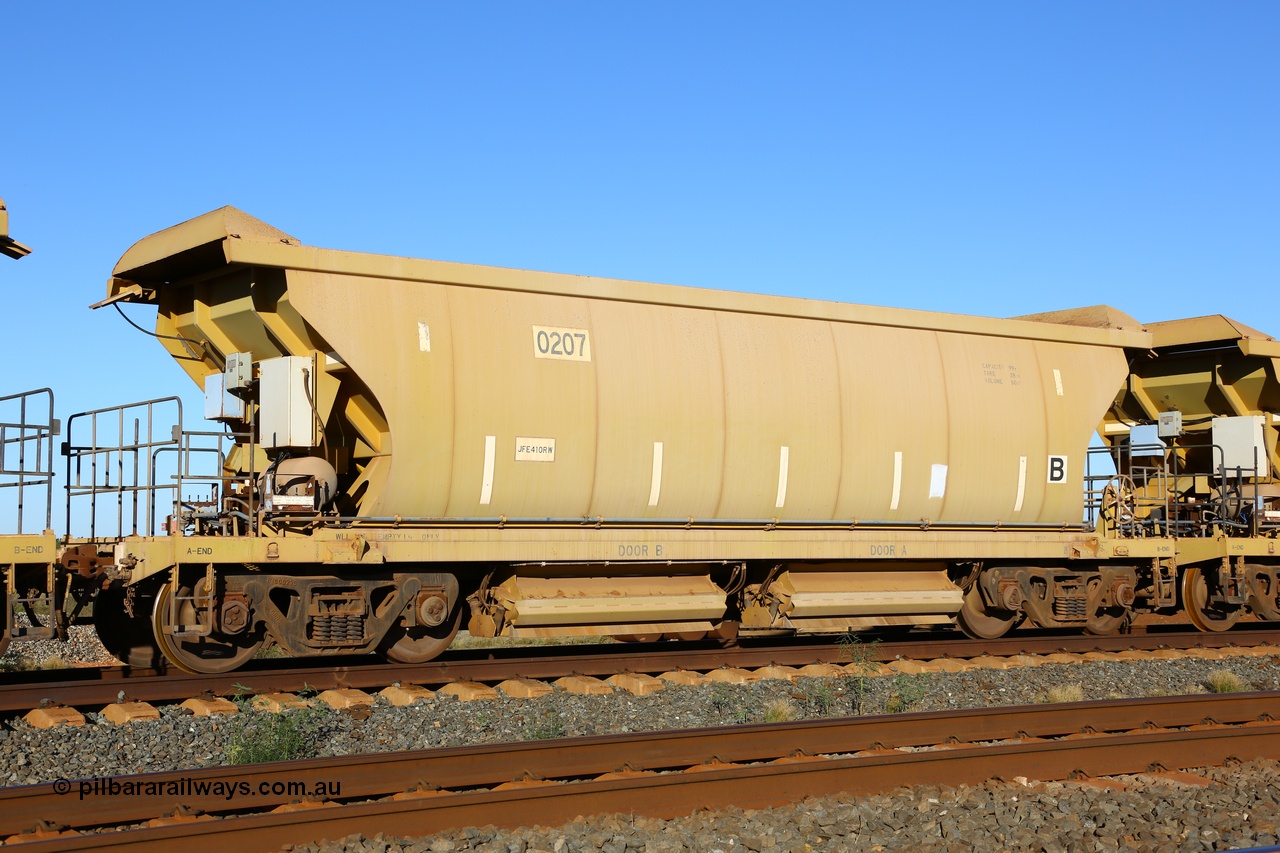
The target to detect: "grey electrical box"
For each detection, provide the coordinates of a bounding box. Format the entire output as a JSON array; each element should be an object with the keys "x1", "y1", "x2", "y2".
[
  {"x1": 1129, "y1": 424, "x2": 1165, "y2": 458},
  {"x1": 225, "y1": 352, "x2": 253, "y2": 392},
  {"x1": 259, "y1": 356, "x2": 316, "y2": 449},
  {"x1": 1157, "y1": 411, "x2": 1183, "y2": 438},
  {"x1": 1211, "y1": 415, "x2": 1269, "y2": 477},
  {"x1": 204, "y1": 373, "x2": 247, "y2": 421}
]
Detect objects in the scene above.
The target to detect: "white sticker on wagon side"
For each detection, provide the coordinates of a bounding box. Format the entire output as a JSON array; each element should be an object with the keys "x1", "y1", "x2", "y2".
[
  {"x1": 515, "y1": 437, "x2": 556, "y2": 462},
  {"x1": 532, "y1": 325, "x2": 592, "y2": 362}
]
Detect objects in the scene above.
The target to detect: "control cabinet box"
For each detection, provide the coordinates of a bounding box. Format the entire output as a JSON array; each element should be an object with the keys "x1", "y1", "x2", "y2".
[
  {"x1": 1212, "y1": 415, "x2": 1269, "y2": 478},
  {"x1": 259, "y1": 356, "x2": 317, "y2": 450}
]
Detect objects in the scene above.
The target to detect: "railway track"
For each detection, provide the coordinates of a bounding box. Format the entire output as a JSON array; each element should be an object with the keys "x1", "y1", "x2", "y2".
[
  {"x1": 4, "y1": 692, "x2": 1279, "y2": 850},
  {"x1": 3, "y1": 626, "x2": 1279, "y2": 714}
]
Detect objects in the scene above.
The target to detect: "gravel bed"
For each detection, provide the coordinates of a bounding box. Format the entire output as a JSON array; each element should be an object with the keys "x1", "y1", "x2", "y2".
[
  {"x1": 0, "y1": 616, "x2": 120, "y2": 671},
  {"x1": 286, "y1": 759, "x2": 1280, "y2": 852},
  {"x1": 2, "y1": 650, "x2": 1279, "y2": 850},
  {"x1": 0, "y1": 612, "x2": 120, "y2": 671},
  {"x1": 1, "y1": 654, "x2": 1279, "y2": 787},
  {"x1": 5, "y1": 605, "x2": 1278, "y2": 849}
]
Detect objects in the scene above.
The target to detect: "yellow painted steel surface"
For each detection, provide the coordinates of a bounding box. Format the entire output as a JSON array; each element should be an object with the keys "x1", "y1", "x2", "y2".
[
  {"x1": 2, "y1": 534, "x2": 58, "y2": 574},
  {"x1": 1122, "y1": 316, "x2": 1280, "y2": 422},
  {"x1": 108, "y1": 207, "x2": 1150, "y2": 530},
  {"x1": 0, "y1": 197, "x2": 32, "y2": 259},
  {"x1": 492, "y1": 575, "x2": 727, "y2": 627},
  {"x1": 770, "y1": 569, "x2": 964, "y2": 617},
  {"x1": 110, "y1": 525, "x2": 1110, "y2": 584},
  {"x1": 1100, "y1": 314, "x2": 1280, "y2": 474}
]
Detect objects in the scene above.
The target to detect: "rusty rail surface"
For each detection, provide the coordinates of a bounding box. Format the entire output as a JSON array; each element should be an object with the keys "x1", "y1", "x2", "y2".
[
  {"x1": 2, "y1": 626, "x2": 1277, "y2": 714},
  {"x1": 3, "y1": 692, "x2": 1280, "y2": 850}
]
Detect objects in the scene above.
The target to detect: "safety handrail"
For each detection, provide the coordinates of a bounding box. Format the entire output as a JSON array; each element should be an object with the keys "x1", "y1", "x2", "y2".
[{"x1": 0, "y1": 388, "x2": 56, "y2": 533}]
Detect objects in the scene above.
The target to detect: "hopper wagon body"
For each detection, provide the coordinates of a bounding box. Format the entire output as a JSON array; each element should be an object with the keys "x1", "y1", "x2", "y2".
[{"x1": 1, "y1": 207, "x2": 1277, "y2": 672}]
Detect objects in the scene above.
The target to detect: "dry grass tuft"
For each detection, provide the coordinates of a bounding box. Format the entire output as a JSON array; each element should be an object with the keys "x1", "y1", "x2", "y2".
[
  {"x1": 1041, "y1": 683, "x2": 1086, "y2": 704},
  {"x1": 1204, "y1": 668, "x2": 1248, "y2": 694},
  {"x1": 763, "y1": 698, "x2": 799, "y2": 723}
]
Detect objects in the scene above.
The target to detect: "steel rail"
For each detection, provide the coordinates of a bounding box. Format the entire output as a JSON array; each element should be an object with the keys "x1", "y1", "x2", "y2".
[
  {"x1": 3, "y1": 693, "x2": 1280, "y2": 850},
  {"x1": 50, "y1": 727, "x2": 1280, "y2": 852},
  {"x1": 2, "y1": 627, "x2": 1278, "y2": 714}
]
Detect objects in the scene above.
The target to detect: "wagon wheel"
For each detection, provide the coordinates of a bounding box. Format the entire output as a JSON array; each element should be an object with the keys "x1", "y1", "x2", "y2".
[
  {"x1": 94, "y1": 583, "x2": 165, "y2": 669},
  {"x1": 1083, "y1": 608, "x2": 1131, "y2": 636},
  {"x1": 1181, "y1": 566, "x2": 1242, "y2": 633},
  {"x1": 1244, "y1": 565, "x2": 1280, "y2": 622},
  {"x1": 1083, "y1": 610, "x2": 1131, "y2": 636},
  {"x1": 1100, "y1": 475, "x2": 1137, "y2": 525},
  {"x1": 152, "y1": 580, "x2": 263, "y2": 674},
  {"x1": 955, "y1": 584, "x2": 1020, "y2": 640},
  {"x1": 378, "y1": 602, "x2": 463, "y2": 664},
  {"x1": 1082, "y1": 576, "x2": 1132, "y2": 636}
]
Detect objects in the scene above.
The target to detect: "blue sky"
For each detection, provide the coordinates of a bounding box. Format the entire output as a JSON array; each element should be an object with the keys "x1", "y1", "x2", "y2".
[{"x1": 2, "y1": 3, "x2": 1277, "y2": 471}]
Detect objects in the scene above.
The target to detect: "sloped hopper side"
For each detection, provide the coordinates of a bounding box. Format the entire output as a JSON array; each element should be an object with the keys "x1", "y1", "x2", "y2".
[
  {"x1": 106, "y1": 207, "x2": 390, "y2": 516},
  {"x1": 1015, "y1": 304, "x2": 1145, "y2": 333},
  {"x1": 1100, "y1": 314, "x2": 1280, "y2": 477}
]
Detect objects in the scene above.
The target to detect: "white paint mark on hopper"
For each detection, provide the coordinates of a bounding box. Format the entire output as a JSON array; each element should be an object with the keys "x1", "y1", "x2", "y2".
[
  {"x1": 418, "y1": 322, "x2": 431, "y2": 352},
  {"x1": 1053, "y1": 368, "x2": 1063, "y2": 396},
  {"x1": 480, "y1": 435, "x2": 496, "y2": 505},
  {"x1": 775, "y1": 446, "x2": 790, "y2": 509},
  {"x1": 648, "y1": 441, "x2": 664, "y2": 507},
  {"x1": 929, "y1": 464, "x2": 948, "y2": 499},
  {"x1": 1014, "y1": 456, "x2": 1027, "y2": 512},
  {"x1": 890, "y1": 451, "x2": 903, "y2": 511}
]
